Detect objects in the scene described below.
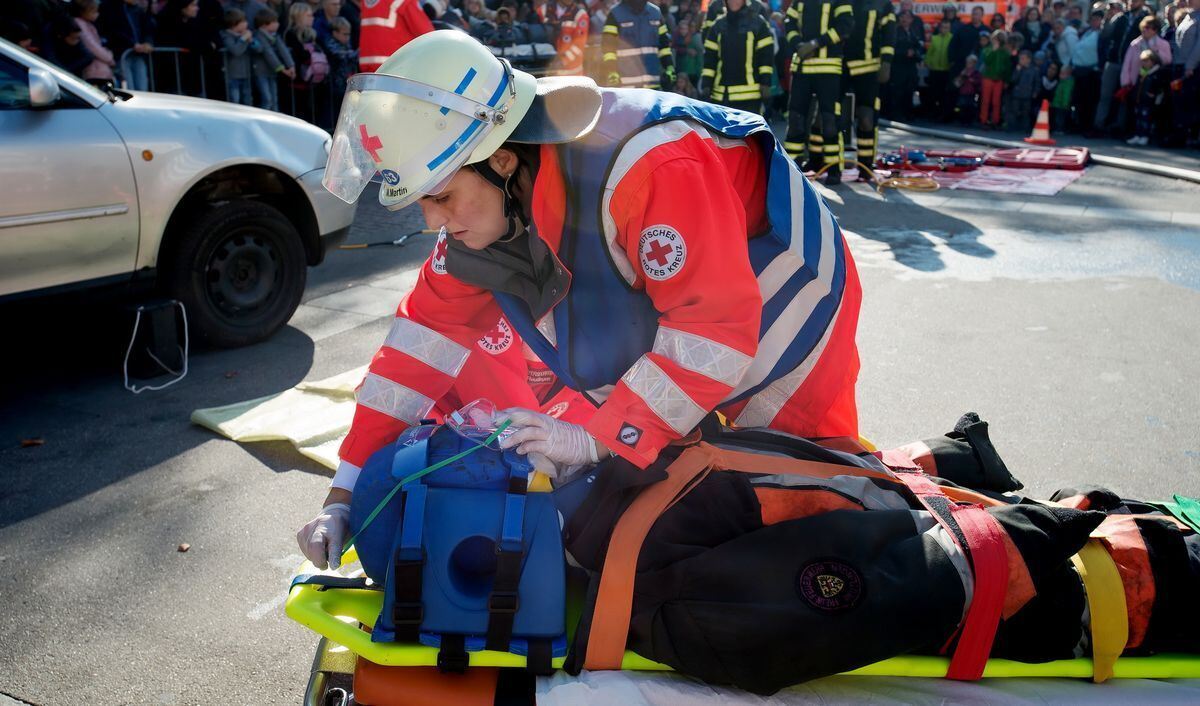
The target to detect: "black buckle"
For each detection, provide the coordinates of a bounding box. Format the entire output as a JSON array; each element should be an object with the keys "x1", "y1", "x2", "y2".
[
  {"x1": 392, "y1": 602, "x2": 424, "y2": 626},
  {"x1": 488, "y1": 591, "x2": 519, "y2": 614},
  {"x1": 437, "y1": 646, "x2": 469, "y2": 673}
]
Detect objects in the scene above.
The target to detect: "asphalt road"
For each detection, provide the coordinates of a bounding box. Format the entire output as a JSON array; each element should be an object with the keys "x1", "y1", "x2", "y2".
[{"x1": 1, "y1": 127, "x2": 1198, "y2": 705}]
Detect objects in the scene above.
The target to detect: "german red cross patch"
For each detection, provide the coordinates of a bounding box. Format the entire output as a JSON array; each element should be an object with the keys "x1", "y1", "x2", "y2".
[
  {"x1": 479, "y1": 317, "x2": 513, "y2": 354},
  {"x1": 638, "y1": 225, "x2": 687, "y2": 281}
]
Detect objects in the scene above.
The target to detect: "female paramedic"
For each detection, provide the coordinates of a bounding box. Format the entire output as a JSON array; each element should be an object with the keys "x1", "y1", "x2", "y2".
[{"x1": 297, "y1": 30, "x2": 863, "y2": 569}]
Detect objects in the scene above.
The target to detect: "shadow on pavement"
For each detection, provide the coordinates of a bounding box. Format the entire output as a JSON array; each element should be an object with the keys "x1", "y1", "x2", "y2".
[
  {"x1": 832, "y1": 184, "x2": 990, "y2": 272},
  {"x1": 0, "y1": 294, "x2": 318, "y2": 530}
]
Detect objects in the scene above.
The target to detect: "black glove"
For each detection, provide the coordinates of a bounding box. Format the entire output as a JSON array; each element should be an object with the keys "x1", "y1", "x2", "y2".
[{"x1": 878, "y1": 62, "x2": 892, "y2": 84}]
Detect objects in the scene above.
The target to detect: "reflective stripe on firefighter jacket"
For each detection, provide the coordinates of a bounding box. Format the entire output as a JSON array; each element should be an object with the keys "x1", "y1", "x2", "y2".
[
  {"x1": 785, "y1": 0, "x2": 854, "y2": 75},
  {"x1": 334, "y1": 88, "x2": 859, "y2": 473},
  {"x1": 844, "y1": 0, "x2": 895, "y2": 75},
  {"x1": 539, "y1": 1, "x2": 590, "y2": 75},
  {"x1": 602, "y1": 1, "x2": 674, "y2": 88},
  {"x1": 701, "y1": 5, "x2": 776, "y2": 103}
]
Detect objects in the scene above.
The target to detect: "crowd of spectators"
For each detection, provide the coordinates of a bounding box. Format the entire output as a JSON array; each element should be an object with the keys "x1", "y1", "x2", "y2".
[
  {"x1": 4, "y1": 0, "x2": 361, "y2": 127},
  {"x1": 884, "y1": 0, "x2": 1199, "y2": 148},
  {"x1": 5, "y1": 0, "x2": 1197, "y2": 148}
]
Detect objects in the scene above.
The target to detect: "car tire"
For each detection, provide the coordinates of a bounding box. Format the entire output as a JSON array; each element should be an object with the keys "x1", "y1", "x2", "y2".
[{"x1": 162, "y1": 200, "x2": 306, "y2": 348}]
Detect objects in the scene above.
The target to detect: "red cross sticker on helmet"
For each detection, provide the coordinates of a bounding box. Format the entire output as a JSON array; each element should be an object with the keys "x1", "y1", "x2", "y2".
[
  {"x1": 321, "y1": 31, "x2": 538, "y2": 211},
  {"x1": 359, "y1": 124, "x2": 384, "y2": 163}
]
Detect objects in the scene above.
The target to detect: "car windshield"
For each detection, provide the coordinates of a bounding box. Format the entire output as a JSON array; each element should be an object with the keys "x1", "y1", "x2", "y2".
[{"x1": 1, "y1": 38, "x2": 108, "y2": 104}]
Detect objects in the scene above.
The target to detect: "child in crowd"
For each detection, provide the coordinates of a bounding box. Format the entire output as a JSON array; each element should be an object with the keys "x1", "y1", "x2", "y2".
[
  {"x1": 251, "y1": 8, "x2": 294, "y2": 112},
  {"x1": 1040, "y1": 61, "x2": 1060, "y2": 107},
  {"x1": 673, "y1": 70, "x2": 700, "y2": 99},
  {"x1": 980, "y1": 29, "x2": 1012, "y2": 128},
  {"x1": 955, "y1": 54, "x2": 983, "y2": 125},
  {"x1": 220, "y1": 9, "x2": 257, "y2": 106},
  {"x1": 325, "y1": 17, "x2": 358, "y2": 100},
  {"x1": 52, "y1": 17, "x2": 93, "y2": 78},
  {"x1": 1051, "y1": 62, "x2": 1074, "y2": 131},
  {"x1": 977, "y1": 29, "x2": 991, "y2": 59},
  {"x1": 286, "y1": 3, "x2": 328, "y2": 85},
  {"x1": 1006, "y1": 49, "x2": 1038, "y2": 131},
  {"x1": 71, "y1": 0, "x2": 115, "y2": 83},
  {"x1": 1129, "y1": 49, "x2": 1167, "y2": 145}
]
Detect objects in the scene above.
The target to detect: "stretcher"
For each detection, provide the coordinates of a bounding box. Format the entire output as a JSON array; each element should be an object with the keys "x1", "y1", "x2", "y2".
[{"x1": 289, "y1": 548, "x2": 1200, "y2": 705}]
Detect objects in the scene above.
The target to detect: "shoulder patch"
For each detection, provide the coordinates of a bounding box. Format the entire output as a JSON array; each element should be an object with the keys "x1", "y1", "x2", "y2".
[
  {"x1": 638, "y1": 225, "x2": 687, "y2": 281},
  {"x1": 478, "y1": 317, "x2": 513, "y2": 355},
  {"x1": 796, "y1": 558, "x2": 864, "y2": 613},
  {"x1": 430, "y1": 229, "x2": 448, "y2": 275}
]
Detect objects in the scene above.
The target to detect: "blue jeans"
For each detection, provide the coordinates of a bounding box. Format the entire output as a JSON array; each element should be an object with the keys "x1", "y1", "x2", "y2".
[
  {"x1": 226, "y1": 78, "x2": 252, "y2": 106},
  {"x1": 121, "y1": 54, "x2": 150, "y2": 91},
  {"x1": 254, "y1": 74, "x2": 278, "y2": 111}
]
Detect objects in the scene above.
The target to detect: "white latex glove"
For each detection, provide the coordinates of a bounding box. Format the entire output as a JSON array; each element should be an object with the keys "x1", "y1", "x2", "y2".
[
  {"x1": 296, "y1": 502, "x2": 350, "y2": 571},
  {"x1": 498, "y1": 408, "x2": 606, "y2": 481}
]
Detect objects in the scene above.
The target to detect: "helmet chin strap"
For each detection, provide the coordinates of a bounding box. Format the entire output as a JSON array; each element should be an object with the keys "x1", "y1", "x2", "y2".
[{"x1": 470, "y1": 160, "x2": 528, "y2": 243}]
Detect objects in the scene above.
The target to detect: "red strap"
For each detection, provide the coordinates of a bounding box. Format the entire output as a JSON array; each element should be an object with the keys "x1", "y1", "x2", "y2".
[
  {"x1": 893, "y1": 472, "x2": 1009, "y2": 681},
  {"x1": 944, "y1": 504, "x2": 1009, "y2": 680}
]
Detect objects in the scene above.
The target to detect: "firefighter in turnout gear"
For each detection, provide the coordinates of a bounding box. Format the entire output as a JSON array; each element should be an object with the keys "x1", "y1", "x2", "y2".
[
  {"x1": 539, "y1": 0, "x2": 590, "y2": 76},
  {"x1": 784, "y1": 0, "x2": 854, "y2": 185},
  {"x1": 602, "y1": 0, "x2": 676, "y2": 89},
  {"x1": 700, "y1": 0, "x2": 776, "y2": 112},
  {"x1": 841, "y1": 0, "x2": 895, "y2": 179},
  {"x1": 701, "y1": 0, "x2": 770, "y2": 38}
]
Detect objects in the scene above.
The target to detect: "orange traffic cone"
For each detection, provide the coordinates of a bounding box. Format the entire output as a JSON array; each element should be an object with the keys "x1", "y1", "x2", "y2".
[{"x1": 1024, "y1": 99, "x2": 1056, "y2": 145}]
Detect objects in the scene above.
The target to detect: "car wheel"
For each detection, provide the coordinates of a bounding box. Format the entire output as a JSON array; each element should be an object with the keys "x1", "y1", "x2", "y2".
[{"x1": 163, "y1": 200, "x2": 306, "y2": 348}]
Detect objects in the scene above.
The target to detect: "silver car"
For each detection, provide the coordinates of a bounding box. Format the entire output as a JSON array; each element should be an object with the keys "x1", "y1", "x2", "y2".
[{"x1": 0, "y1": 39, "x2": 356, "y2": 347}]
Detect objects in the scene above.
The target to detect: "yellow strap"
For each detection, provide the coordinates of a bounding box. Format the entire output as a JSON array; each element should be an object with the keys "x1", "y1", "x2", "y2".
[
  {"x1": 603, "y1": 24, "x2": 619, "y2": 35},
  {"x1": 1070, "y1": 540, "x2": 1129, "y2": 683}
]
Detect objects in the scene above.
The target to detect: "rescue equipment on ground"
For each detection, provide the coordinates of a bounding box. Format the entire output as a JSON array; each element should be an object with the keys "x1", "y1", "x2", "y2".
[
  {"x1": 345, "y1": 419, "x2": 567, "y2": 675},
  {"x1": 289, "y1": 409, "x2": 1200, "y2": 703},
  {"x1": 123, "y1": 299, "x2": 188, "y2": 394},
  {"x1": 876, "y1": 147, "x2": 986, "y2": 172},
  {"x1": 1024, "y1": 99, "x2": 1056, "y2": 146},
  {"x1": 983, "y1": 147, "x2": 1090, "y2": 170}
]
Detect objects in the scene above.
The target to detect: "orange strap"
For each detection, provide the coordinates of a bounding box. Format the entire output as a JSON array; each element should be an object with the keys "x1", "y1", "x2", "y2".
[
  {"x1": 708, "y1": 445, "x2": 897, "y2": 481},
  {"x1": 582, "y1": 444, "x2": 715, "y2": 670},
  {"x1": 582, "y1": 441, "x2": 1003, "y2": 671}
]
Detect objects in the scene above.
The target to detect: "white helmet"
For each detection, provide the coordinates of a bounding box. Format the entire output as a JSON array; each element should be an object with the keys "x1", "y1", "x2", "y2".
[{"x1": 323, "y1": 31, "x2": 538, "y2": 210}]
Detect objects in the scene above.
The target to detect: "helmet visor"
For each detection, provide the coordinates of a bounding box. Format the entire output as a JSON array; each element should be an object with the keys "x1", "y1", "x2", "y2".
[{"x1": 322, "y1": 66, "x2": 516, "y2": 211}]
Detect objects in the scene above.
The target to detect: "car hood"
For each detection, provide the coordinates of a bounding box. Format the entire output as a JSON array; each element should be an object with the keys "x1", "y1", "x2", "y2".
[{"x1": 100, "y1": 91, "x2": 332, "y2": 177}]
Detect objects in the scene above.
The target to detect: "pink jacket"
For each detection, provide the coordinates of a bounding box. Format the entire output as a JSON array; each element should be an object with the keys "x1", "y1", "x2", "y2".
[
  {"x1": 75, "y1": 18, "x2": 115, "y2": 80},
  {"x1": 1121, "y1": 35, "x2": 1172, "y2": 87}
]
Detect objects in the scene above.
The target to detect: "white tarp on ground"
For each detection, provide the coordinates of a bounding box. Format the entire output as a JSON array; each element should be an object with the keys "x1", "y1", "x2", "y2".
[
  {"x1": 537, "y1": 669, "x2": 1200, "y2": 705},
  {"x1": 190, "y1": 366, "x2": 366, "y2": 470}
]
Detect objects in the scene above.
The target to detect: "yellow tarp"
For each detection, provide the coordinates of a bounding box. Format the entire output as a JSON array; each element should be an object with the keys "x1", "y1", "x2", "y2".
[{"x1": 190, "y1": 366, "x2": 367, "y2": 470}]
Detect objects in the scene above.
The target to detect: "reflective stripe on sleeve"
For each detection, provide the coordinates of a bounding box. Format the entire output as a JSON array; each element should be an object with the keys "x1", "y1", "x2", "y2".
[
  {"x1": 621, "y1": 356, "x2": 707, "y2": 435},
  {"x1": 756, "y1": 36, "x2": 775, "y2": 50},
  {"x1": 653, "y1": 327, "x2": 753, "y2": 387},
  {"x1": 383, "y1": 317, "x2": 470, "y2": 377},
  {"x1": 356, "y1": 372, "x2": 435, "y2": 425}
]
